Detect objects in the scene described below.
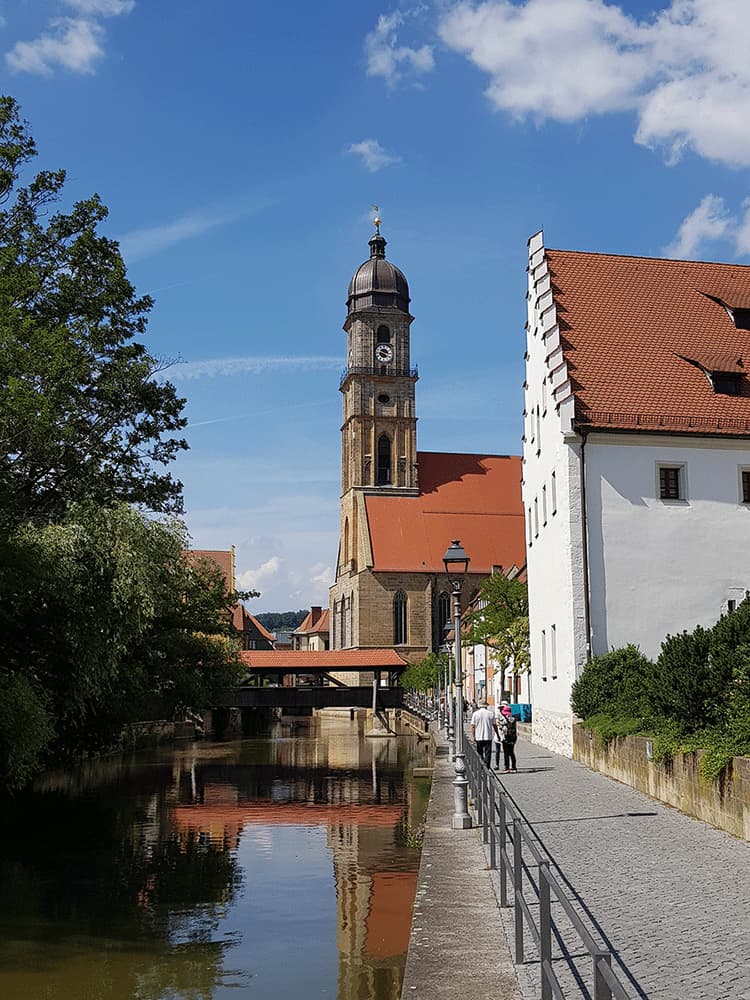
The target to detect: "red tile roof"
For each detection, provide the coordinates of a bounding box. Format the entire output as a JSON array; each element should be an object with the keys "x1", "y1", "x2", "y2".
[
  {"x1": 294, "y1": 608, "x2": 331, "y2": 634},
  {"x1": 229, "y1": 604, "x2": 275, "y2": 641},
  {"x1": 185, "y1": 549, "x2": 235, "y2": 590},
  {"x1": 240, "y1": 649, "x2": 407, "y2": 670},
  {"x1": 546, "y1": 250, "x2": 750, "y2": 435},
  {"x1": 365, "y1": 452, "x2": 525, "y2": 573}
]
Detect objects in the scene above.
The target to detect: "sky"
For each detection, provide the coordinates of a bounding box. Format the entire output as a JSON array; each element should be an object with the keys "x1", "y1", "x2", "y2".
[{"x1": 5, "y1": 0, "x2": 750, "y2": 612}]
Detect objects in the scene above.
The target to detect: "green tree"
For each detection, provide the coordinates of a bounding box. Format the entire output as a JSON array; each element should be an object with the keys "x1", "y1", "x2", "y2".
[
  {"x1": 463, "y1": 573, "x2": 529, "y2": 676},
  {"x1": 400, "y1": 652, "x2": 447, "y2": 692},
  {"x1": 571, "y1": 645, "x2": 652, "y2": 720},
  {"x1": 0, "y1": 504, "x2": 245, "y2": 788},
  {"x1": 0, "y1": 96, "x2": 187, "y2": 530}
]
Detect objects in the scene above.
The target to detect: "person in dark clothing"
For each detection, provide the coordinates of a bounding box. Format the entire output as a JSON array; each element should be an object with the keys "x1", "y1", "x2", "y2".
[{"x1": 498, "y1": 704, "x2": 518, "y2": 773}]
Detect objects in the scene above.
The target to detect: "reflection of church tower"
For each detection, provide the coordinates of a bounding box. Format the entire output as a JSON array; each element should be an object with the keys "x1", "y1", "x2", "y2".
[{"x1": 331, "y1": 224, "x2": 419, "y2": 652}]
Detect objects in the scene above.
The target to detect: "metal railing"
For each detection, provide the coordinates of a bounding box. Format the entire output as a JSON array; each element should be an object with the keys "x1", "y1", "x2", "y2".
[{"x1": 463, "y1": 742, "x2": 632, "y2": 1000}]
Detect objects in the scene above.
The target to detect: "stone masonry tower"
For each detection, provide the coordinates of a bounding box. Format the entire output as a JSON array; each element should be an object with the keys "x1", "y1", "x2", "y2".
[{"x1": 330, "y1": 223, "x2": 419, "y2": 649}]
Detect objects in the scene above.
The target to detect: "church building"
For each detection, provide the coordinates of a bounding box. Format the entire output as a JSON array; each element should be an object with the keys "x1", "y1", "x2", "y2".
[{"x1": 329, "y1": 223, "x2": 525, "y2": 664}]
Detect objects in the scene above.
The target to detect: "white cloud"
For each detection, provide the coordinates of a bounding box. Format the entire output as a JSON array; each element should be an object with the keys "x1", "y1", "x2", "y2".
[
  {"x1": 436, "y1": 0, "x2": 750, "y2": 169},
  {"x1": 664, "y1": 194, "x2": 731, "y2": 259},
  {"x1": 175, "y1": 356, "x2": 342, "y2": 380},
  {"x1": 6, "y1": 17, "x2": 104, "y2": 75},
  {"x1": 347, "y1": 138, "x2": 402, "y2": 173},
  {"x1": 309, "y1": 562, "x2": 334, "y2": 590},
  {"x1": 365, "y1": 10, "x2": 434, "y2": 87},
  {"x1": 64, "y1": 0, "x2": 134, "y2": 15},
  {"x1": 117, "y1": 209, "x2": 237, "y2": 262},
  {"x1": 6, "y1": 0, "x2": 133, "y2": 76},
  {"x1": 237, "y1": 556, "x2": 282, "y2": 593},
  {"x1": 734, "y1": 200, "x2": 750, "y2": 257}
]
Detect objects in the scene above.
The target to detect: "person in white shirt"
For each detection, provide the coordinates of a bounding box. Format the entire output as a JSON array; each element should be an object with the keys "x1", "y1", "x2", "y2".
[{"x1": 470, "y1": 700, "x2": 497, "y2": 767}]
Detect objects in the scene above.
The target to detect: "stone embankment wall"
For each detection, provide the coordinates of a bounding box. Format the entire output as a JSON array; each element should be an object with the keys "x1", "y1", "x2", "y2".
[{"x1": 573, "y1": 725, "x2": 750, "y2": 841}]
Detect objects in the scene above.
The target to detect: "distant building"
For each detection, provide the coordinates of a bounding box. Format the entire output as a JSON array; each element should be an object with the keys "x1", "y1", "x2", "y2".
[
  {"x1": 329, "y1": 225, "x2": 526, "y2": 664},
  {"x1": 188, "y1": 547, "x2": 274, "y2": 651},
  {"x1": 293, "y1": 607, "x2": 331, "y2": 650},
  {"x1": 523, "y1": 232, "x2": 750, "y2": 755}
]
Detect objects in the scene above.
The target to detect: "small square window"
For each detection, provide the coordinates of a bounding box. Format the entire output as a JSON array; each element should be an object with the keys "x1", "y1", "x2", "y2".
[
  {"x1": 742, "y1": 469, "x2": 750, "y2": 504},
  {"x1": 659, "y1": 466, "x2": 682, "y2": 500}
]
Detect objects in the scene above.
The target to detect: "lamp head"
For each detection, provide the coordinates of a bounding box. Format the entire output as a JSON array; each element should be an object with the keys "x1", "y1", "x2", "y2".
[{"x1": 443, "y1": 539, "x2": 470, "y2": 589}]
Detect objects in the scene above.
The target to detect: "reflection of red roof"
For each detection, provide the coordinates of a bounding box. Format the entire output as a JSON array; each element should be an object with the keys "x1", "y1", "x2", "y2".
[
  {"x1": 365, "y1": 453, "x2": 524, "y2": 574},
  {"x1": 240, "y1": 649, "x2": 407, "y2": 670},
  {"x1": 546, "y1": 249, "x2": 750, "y2": 435},
  {"x1": 174, "y1": 802, "x2": 402, "y2": 829},
  {"x1": 365, "y1": 871, "x2": 418, "y2": 959}
]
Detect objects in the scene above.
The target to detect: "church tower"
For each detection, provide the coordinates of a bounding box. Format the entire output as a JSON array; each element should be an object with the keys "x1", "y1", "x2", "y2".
[
  {"x1": 340, "y1": 222, "x2": 418, "y2": 497},
  {"x1": 330, "y1": 222, "x2": 419, "y2": 651}
]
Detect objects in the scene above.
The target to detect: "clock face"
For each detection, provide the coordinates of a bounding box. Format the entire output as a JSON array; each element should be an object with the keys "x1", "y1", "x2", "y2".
[{"x1": 375, "y1": 344, "x2": 394, "y2": 363}]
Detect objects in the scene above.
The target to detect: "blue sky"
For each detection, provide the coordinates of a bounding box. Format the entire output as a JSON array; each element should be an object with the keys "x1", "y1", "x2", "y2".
[{"x1": 5, "y1": 0, "x2": 750, "y2": 611}]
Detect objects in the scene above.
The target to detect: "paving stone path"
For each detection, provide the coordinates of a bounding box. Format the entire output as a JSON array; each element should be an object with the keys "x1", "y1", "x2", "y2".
[{"x1": 490, "y1": 738, "x2": 750, "y2": 1000}]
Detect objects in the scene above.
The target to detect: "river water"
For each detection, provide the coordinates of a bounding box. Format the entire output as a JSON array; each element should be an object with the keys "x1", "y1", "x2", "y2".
[{"x1": 0, "y1": 713, "x2": 431, "y2": 1000}]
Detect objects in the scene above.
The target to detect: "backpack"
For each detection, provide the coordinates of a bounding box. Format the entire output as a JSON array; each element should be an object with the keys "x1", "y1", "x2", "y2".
[{"x1": 504, "y1": 715, "x2": 517, "y2": 742}]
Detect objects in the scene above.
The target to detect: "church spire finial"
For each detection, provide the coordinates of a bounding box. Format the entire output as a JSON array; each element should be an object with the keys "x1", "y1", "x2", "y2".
[{"x1": 369, "y1": 205, "x2": 386, "y2": 259}]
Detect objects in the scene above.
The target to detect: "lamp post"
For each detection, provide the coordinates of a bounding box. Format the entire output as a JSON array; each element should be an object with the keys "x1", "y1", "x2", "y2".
[
  {"x1": 443, "y1": 539, "x2": 471, "y2": 830},
  {"x1": 442, "y1": 629, "x2": 455, "y2": 758}
]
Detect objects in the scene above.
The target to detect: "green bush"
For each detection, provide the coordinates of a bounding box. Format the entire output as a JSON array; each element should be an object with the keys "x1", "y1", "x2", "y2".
[
  {"x1": 571, "y1": 645, "x2": 651, "y2": 720},
  {"x1": 648, "y1": 625, "x2": 713, "y2": 729},
  {"x1": 582, "y1": 713, "x2": 644, "y2": 744}
]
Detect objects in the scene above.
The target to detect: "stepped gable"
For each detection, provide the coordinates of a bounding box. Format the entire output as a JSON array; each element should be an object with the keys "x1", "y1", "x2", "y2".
[
  {"x1": 546, "y1": 249, "x2": 750, "y2": 434},
  {"x1": 364, "y1": 452, "x2": 525, "y2": 573}
]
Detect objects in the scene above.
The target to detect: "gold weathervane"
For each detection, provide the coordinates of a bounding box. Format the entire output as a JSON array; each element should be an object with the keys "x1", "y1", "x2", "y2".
[{"x1": 371, "y1": 204, "x2": 381, "y2": 234}]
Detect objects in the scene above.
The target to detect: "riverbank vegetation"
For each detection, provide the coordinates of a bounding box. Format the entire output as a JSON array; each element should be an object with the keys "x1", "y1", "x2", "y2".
[
  {"x1": 0, "y1": 97, "x2": 244, "y2": 790},
  {"x1": 572, "y1": 601, "x2": 750, "y2": 780}
]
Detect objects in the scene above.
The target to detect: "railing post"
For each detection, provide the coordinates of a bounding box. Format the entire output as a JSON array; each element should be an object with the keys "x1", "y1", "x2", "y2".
[
  {"x1": 500, "y1": 797, "x2": 508, "y2": 906},
  {"x1": 488, "y1": 776, "x2": 496, "y2": 869},
  {"x1": 482, "y1": 764, "x2": 489, "y2": 844},
  {"x1": 513, "y1": 818, "x2": 524, "y2": 964},
  {"x1": 539, "y1": 860, "x2": 552, "y2": 1000},
  {"x1": 593, "y1": 951, "x2": 613, "y2": 1000}
]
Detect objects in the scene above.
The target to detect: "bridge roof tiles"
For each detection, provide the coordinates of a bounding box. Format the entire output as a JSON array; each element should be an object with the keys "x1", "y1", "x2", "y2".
[{"x1": 240, "y1": 649, "x2": 407, "y2": 671}]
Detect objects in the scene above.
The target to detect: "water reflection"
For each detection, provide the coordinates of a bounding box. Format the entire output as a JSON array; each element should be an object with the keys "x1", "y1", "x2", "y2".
[{"x1": 0, "y1": 713, "x2": 431, "y2": 1000}]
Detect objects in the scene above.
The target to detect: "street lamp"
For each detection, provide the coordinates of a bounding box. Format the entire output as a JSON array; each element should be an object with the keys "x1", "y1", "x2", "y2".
[
  {"x1": 442, "y1": 627, "x2": 454, "y2": 757},
  {"x1": 443, "y1": 539, "x2": 471, "y2": 830}
]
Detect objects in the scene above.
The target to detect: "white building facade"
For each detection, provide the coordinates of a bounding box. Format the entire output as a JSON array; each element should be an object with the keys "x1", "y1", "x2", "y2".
[{"x1": 523, "y1": 232, "x2": 750, "y2": 755}]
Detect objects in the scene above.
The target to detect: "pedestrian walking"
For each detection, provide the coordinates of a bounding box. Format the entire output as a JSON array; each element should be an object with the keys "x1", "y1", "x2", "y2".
[
  {"x1": 498, "y1": 703, "x2": 518, "y2": 773},
  {"x1": 492, "y1": 701, "x2": 509, "y2": 769},
  {"x1": 470, "y1": 699, "x2": 497, "y2": 767}
]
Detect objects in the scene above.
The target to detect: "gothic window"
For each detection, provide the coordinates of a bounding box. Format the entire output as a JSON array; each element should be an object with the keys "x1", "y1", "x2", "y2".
[
  {"x1": 340, "y1": 596, "x2": 347, "y2": 648},
  {"x1": 435, "y1": 591, "x2": 451, "y2": 649},
  {"x1": 393, "y1": 590, "x2": 407, "y2": 645},
  {"x1": 332, "y1": 600, "x2": 338, "y2": 648},
  {"x1": 343, "y1": 517, "x2": 350, "y2": 566},
  {"x1": 377, "y1": 434, "x2": 392, "y2": 485},
  {"x1": 376, "y1": 324, "x2": 391, "y2": 344}
]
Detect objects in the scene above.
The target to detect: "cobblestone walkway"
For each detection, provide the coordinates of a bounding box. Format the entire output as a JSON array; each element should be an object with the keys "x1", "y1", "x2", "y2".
[{"x1": 493, "y1": 738, "x2": 750, "y2": 1000}]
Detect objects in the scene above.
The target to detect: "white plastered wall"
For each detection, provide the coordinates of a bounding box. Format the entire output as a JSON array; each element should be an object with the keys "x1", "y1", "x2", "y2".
[
  {"x1": 522, "y1": 233, "x2": 589, "y2": 756},
  {"x1": 585, "y1": 433, "x2": 750, "y2": 659}
]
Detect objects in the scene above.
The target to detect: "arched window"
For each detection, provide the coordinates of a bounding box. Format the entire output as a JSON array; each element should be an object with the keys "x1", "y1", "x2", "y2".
[
  {"x1": 377, "y1": 434, "x2": 391, "y2": 485},
  {"x1": 343, "y1": 517, "x2": 350, "y2": 566},
  {"x1": 435, "y1": 591, "x2": 451, "y2": 648},
  {"x1": 394, "y1": 590, "x2": 407, "y2": 645},
  {"x1": 376, "y1": 324, "x2": 391, "y2": 344},
  {"x1": 332, "y1": 599, "x2": 338, "y2": 648}
]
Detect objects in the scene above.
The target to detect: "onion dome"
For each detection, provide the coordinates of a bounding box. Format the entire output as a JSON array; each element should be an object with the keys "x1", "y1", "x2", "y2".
[{"x1": 346, "y1": 226, "x2": 410, "y2": 314}]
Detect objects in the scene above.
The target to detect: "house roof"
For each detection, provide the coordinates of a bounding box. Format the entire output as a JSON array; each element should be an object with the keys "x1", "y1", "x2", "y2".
[
  {"x1": 294, "y1": 608, "x2": 331, "y2": 634},
  {"x1": 231, "y1": 604, "x2": 275, "y2": 641},
  {"x1": 365, "y1": 452, "x2": 525, "y2": 573},
  {"x1": 546, "y1": 249, "x2": 750, "y2": 435},
  {"x1": 186, "y1": 549, "x2": 235, "y2": 590},
  {"x1": 240, "y1": 649, "x2": 407, "y2": 671}
]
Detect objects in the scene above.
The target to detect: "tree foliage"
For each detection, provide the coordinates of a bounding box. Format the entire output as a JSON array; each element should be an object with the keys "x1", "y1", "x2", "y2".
[
  {"x1": 463, "y1": 573, "x2": 530, "y2": 673},
  {"x1": 255, "y1": 610, "x2": 308, "y2": 632},
  {"x1": 0, "y1": 505, "x2": 245, "y2": 787},
  {"x1": 0, "y1": 98, "x2": 244, "y2": 790},
  {"x1": 0, "y1": 96, "x2": 187, "y2": 531},
  {"x1": 400, "y1": 652, "x2": 447, "y2": 692},
  {"x1": 571, "y1": 645, "x2": 652, "y2": 720}
]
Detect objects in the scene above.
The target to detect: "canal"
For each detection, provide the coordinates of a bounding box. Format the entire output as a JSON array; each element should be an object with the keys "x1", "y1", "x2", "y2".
[{"x1": 0, "y1": 713, "x2": 431, "y2": 1000}]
